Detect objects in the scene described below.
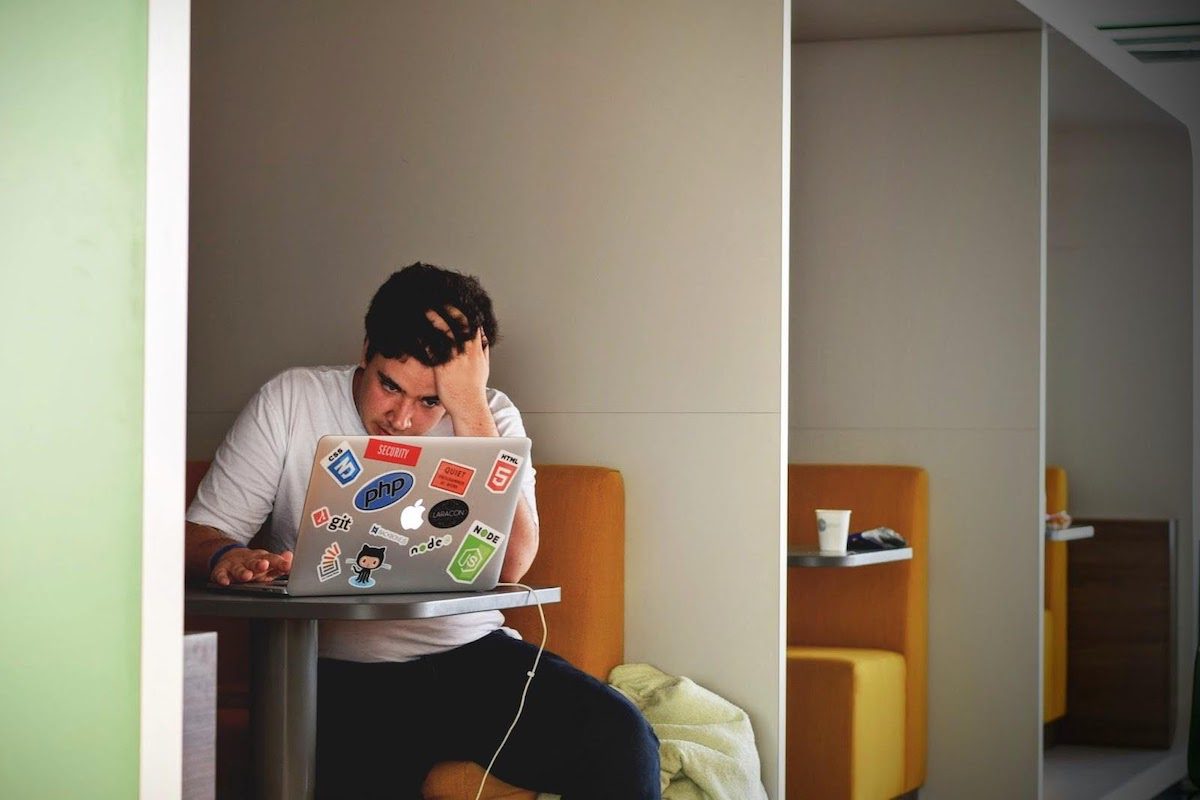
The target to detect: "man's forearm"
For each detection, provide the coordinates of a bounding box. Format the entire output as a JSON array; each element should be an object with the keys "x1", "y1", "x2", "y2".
[
  {"x1": 499, "y1": 496, "x2": 539, "y2": 583},
  {"x1": 184, "y1": 521, "x2": 241, "y2": 583}
]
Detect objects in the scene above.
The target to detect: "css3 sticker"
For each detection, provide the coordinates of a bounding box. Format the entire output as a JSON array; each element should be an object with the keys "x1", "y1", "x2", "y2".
[
  {"x1": 322, "y1": 441, "x2": 362, "y2": 487},
  {"x1": 446, "y1": 521, "x2": 506, "y2": 584},
  {"x1": 353, "y1": 471, "x2": 415, "y2": 512},
  {"x1": 486, "y1": 450, "x2": 523, "y2": 494}
]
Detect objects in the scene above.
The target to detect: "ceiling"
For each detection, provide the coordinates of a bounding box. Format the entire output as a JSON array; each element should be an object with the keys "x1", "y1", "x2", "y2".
[{"x1": 791, "y1": 0, "x2": 1041, "y2": 43}]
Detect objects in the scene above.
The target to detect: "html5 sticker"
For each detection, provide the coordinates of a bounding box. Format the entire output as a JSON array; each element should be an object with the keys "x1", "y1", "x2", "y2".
[
  {"x1": 485, "y1": 450, "x2": 523, "y2": 494},
  {"x1": 429, "y1": 459, "x2": 475, "y2": 497},
  {"x1": 364, "y1": 438, "x2": 422, "y2": 467}
]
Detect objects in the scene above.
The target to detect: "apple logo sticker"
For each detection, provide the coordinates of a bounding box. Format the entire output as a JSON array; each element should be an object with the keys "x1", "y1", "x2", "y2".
[{"x1": 400, "y1": 499, "x2": 427, "y2": 531}]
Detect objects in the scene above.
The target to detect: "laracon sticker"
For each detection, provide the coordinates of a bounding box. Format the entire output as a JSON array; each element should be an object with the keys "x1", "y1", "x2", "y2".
[
  {"x1": 327, "y1": 513, "x2": 353, "y2": 533},
  {"x1": 353, "y1": 471, "x2": 415, "y2": 512},
  {"x1": 368, "y1": 522, "x2": 409, "y2": 546},
  {"x1": 428, "y1": 499, "x2": 469, "y2": 529},
  {"x1": 446, "y1": 521, "x2": 506, "y2": 584},
  {"x1": 322, "y1": 441, "x2": 362, "y2": 487},
  {"x1": 346, "y1": 543, "x2": 390, "y2": 589},
  {"x1": 429, "y1": 459, "x2": 475, "y2": 496},
  {"x1": 311, "y1": 506, "x2": 332, "y2": 528},
  {"x1": 485, "y1": 450, "x2": 523, "y2": 494},
  {"x1": 409, "y1": 534, "x2": 453, "y2": 557},
  {"x1": 317, "y1": 541, "x2": 342, "y2": 582},
  {"x1": 364, "y1": 438, "x2": 422, "y2": 467}
]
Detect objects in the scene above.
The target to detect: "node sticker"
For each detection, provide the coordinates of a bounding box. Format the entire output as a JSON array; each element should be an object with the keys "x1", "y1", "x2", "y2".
[
  {"x1": 429, "y1": 459, "x2": 475, "y2": 497},
  {"x1": 317, "y1": 541, "x2": 342, "y2": 582},
  {"x1": 446, "y1": 521, "x2": 506, "y2": 584},
  {"x1": 428, "y1": 499, "x2": 469, "y2": 529},
  {"x1": 346, "y1": 543, "x2": 390, "y2": 589},
  {"x1": 485, "y1": 450, "x2": 523, "y2": 494},
  {"x1": 353, "y1": 470, "x2": 415, "y2": 512},
  {"x1": 322, "y1": 440, "x2": 362, "y2": 487},
  {"x1": 364, "y1": 438, "x2": 422, "y2": 467},
  {"x1": 409, "y1": 534, "x2": 453, "y2": 557},
  {"x1": 311, "y1": 506, "x2": 332, "y2": 528},
  {"x1": 368, "y1": 522, "x2": 409, "y2": 546}
]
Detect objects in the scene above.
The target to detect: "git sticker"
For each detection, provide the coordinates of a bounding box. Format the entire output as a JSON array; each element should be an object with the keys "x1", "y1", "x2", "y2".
[
  {"x1": 430, "y1": 459, "x2": 475, "y2": 496},
  {"x1": 311, "y1": 506, "x2": 332, "y2": 528},
  {"x1": 364, "y1": 438, "x2": 422, "y2": 466},
  {"x1": 446, "y1": 521, "x2": 506, "y2": 584},
  {"x1": 486, "y1": 450, "x2": 522, "y2": 494},
  {"x1": 317, "y1": 541, "x2": 342, "y2": 582},
  {"x1": 322, "y1": 441, "x2": 362, "y2": 487}
]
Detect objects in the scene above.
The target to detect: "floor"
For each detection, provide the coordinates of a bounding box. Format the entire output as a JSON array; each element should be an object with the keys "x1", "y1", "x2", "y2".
[{"x1": 1044, "y1": 743, "x2": 1188, "y2": 800}]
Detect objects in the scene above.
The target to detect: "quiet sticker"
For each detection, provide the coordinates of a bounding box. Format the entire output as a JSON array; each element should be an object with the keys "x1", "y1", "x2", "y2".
[
  {"x1": 485, "y1": 450, "x2": 523, "y2": 494},
  {"x1": 364, "y1": 438, "x2": 422, "y2": 467},
  {"x1": 429, "y1": 459, "x2": 475, "y2": 497},
  {"x1": 446, "y1": 521, "x2": 506, "y2": 584},
  {"x1": 317, "y1": 541, "x2": 342, "y2": 582}
]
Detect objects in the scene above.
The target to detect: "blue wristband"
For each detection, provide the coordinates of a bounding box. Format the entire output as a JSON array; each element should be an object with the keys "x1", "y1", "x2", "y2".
[{"x1": 208, "y1": 542, "x2": 247, "y2": 574}]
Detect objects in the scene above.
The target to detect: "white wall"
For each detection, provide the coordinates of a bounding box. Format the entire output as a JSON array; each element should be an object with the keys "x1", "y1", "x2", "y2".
[
  {"x1": 1047, "y1": 119, "x2": 1194, "y2": 736},
  {"x1": 790, "y1": 31, "x2": 1045, "y2": 799},
  {"x1": 188, "y1": 1, "x2": 787, "y2": 793}
]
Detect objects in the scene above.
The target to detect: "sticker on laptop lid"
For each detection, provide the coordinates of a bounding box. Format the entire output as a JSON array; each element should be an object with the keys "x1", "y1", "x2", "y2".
[
  {"x1": 346, "y1": 543, "x2": 390, "y2": 589},
  {"x1": 428, "y1": 499, "x2": 469, "y2": 529},
  {"x1": 311, "y1": 506, "x2": 332, "y2": 528},
  {"x1": 409, "y1": 534, "x2": 453, "y2": 557},
  {"x1": 446, "y1": 521, "x2": 506, "y2": 584},
  {"x1": 317, "y1": 541, "x2": 342, "y2": 582},
  {"x1": 368, "y1": 522, "x2": 409, "y2": 546},
  {"x1": 353, "y1": 471, "x2": 415, "y2": 512},
  {"x1": 485, "y1": 450, "x2": 523, "y2": 494},
  {"x1": 429, "y1": 459, "x2": 475, "y2": 497},
  {"x1": 326, "y1": 513, "x2": 353, "y2": 533},
  {"x1": 399, "y1": 499, "x2": 426, "y2": 531},
  {"x1": 364, "y1": 438, "x2": 422, "y2": 467},
  {"x1": 322, "y1": 441, "x2": 363, "y2": 487}
]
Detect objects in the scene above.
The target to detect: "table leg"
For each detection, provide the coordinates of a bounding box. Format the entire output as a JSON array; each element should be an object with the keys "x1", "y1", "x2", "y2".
[{"x1": 250, "y1": 618, "x2": 318, "y2": 800}]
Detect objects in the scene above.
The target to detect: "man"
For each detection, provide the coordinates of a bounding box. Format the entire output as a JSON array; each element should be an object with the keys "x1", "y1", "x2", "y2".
[{"x1": 185, "y1": 263, "x2": 660, "y2": 799}]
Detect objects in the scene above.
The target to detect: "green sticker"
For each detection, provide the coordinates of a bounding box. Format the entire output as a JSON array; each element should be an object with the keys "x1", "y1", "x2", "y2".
[{"x1": 446, "y1": 521, "x2": 506, "y2": 584}]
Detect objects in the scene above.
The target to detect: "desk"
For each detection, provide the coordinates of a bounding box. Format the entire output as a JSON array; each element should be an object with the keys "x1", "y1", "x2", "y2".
[
  {"x1": 1046, "y1": 525, "x2": 1095, "y2": 542},
  {"x1": 788, "y1": 547, "x2": 913, "y2": 567},
  {"x1": 185, "y1": 585, "x2": 561, "y2": 800}
]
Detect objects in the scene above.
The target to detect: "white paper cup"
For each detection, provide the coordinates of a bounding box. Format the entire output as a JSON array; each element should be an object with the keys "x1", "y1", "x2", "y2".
[{"x1": 816, "y1": 509, "x2": 852, "y2": 554}]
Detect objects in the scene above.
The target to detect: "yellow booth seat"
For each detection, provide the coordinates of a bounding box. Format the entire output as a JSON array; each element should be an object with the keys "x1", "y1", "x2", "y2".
[
  {"x1": 1044, "y1": 466, "x2": 1068, "y2": 723},
  {"x1": 788, "y1": 465, "x2": 928, "y2": 800}
]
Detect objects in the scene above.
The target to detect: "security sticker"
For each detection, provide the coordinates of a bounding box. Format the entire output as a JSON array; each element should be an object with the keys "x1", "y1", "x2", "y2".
[
  {"x1": 322, "y1": 441, "x2": 363, "y2": 486},
  {"x1": 364, "y1": 438, "x2": 422, "y2": 467},
  {"x1": 317, "y1": 541, "x2": 342, "y2": 582},
  {"x1": 428, "y1": 499, "x2": 469, "y2": 529},
  {"x1": 368, "y1": 522, "x2": 409, "y2": 546},
  {"x1": 346, "y1": 543, "x2": 390, "y2": 589},
  {"x1": 409, "y1": 534, "x2": 453, "y2": 557},
  {"x1": 327, "y1": 513, "x2": 353, "y2": 533},
  {"x1": 485, "y1": 450, "x2": 523, "y2": 494},
  {"x1": 430, "y1": 459, "x2": 475, "y2": 496},
  {"x1": 311, "y1": 506, "x2": 332, "y2": 528},
  {"x1": 446, "y1": 521, "x2": 506, "y2": 584}
]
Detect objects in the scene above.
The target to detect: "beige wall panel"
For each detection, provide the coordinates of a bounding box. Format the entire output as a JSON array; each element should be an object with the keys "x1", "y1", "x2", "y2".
[
  {"x1": 528, "y1": 410, "x2": 781, "y2": 792},
  {"x1": 789, "y1": 426, "x2": 1042, "y2": 800},
  {"x1": 791, "y1": 33, "x2": 1042, "y2": 431}
]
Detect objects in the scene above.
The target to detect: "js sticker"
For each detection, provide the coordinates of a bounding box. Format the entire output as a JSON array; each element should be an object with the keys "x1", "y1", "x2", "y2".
[
  {"x1": 322, "y1": 441, "x2": 362, "y2": 487},
  {"x1": 446, "y1": 521, "x2": 506, "y2": 584}
]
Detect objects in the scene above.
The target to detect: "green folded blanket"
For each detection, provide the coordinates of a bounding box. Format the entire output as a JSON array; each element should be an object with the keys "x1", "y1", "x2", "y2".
[{"x1": 538, "y1": 663, "x2": 767, "y2": 800}]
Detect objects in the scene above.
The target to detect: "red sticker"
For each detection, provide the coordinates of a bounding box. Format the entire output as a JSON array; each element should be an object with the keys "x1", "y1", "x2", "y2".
[
  {"x1": 311, "y1": 506, "x2": 332, "y2": 528},
  {"x1": 364, "y1": 439, "x2": 422, "y2": 466},
  {"x1": 486, "y1": 450, "x2": 522, "y2": 494},
  {"x1": 430, "y1": 459, "x2": 476, "y2": 496}
]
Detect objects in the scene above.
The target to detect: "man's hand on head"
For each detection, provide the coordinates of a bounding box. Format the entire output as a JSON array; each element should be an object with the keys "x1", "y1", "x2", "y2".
[
  {"x1": 425, "y1": 307, "x2": 497, "y2": 435},
  {"x1": 210, "y1": 548, "x2": 294, "y2": 586}
]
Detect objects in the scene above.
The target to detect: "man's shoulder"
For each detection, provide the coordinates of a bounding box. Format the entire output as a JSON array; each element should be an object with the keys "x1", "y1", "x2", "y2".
[{"x1": 260, "y1": 365, "x2": 355, "y2": 397}]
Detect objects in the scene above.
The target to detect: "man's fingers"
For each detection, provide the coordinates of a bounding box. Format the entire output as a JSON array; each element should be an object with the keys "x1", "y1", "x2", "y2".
[{"x1": 425, "y1": 306, "x2": 472, "y2": 347}]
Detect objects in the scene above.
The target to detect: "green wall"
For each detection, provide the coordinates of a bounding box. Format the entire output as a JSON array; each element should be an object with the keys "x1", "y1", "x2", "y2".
[{"x1": 0, "y1": 1, "x2": 147, "y2": 797}]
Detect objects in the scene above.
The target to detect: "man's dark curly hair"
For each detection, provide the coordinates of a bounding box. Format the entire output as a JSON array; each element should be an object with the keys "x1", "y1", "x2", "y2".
[{"x1": 364, "y1": 262, "x2": 500, "y2": 366}]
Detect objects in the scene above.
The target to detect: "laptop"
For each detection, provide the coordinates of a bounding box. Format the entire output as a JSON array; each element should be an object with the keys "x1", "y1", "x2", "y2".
[{"x1": 214, "y1": 435, "x2": 531, "y2": 596}]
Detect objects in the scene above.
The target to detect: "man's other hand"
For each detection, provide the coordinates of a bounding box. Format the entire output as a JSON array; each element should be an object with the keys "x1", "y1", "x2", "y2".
[
  {"x1": 210, "y1": 548, "x2": 294, "y2": 586},
  {"x1": 426, "y1": 307, "x2": 491, "y2": 421}
]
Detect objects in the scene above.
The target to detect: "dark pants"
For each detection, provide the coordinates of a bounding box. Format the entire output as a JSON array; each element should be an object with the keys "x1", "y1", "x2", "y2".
[{"x1": 315, "y1": 631, "x2": 661, "y2": 799}]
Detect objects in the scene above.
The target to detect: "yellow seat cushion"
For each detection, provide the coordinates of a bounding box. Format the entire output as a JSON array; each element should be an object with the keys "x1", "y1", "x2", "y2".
[{"x1": 787, "y1": 647, "x2": 906, "y2": 800}]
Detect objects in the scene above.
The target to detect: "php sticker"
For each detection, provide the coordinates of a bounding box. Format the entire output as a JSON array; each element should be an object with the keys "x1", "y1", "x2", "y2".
[
  {"x1": 322, "y1": 441, "x2": 362, "y2": 487},
  {"x1": 353, "y1": 470, "x2": 415, "y2": 512},
  {"x1": 317, "y1": 541, "x2": 342, "y2": 582},
  {"x1": 485, "y1": 450, "x2": 523, "y2": 494},
  {"x1": 428, "y1": 499, "x2": 469, "y2": 529},
  {"x1": 368, "y1": 522, "x2": 409, "y2": 546},
  {"x1": 409, "y1": 534, "x2": 453, "y2": 557},
  {"x1": 364, "y1": 438, "x2": 422, "y2": 467},
  {"x1": 311, "y1": 506, "x2": 332, "y2": 528},
  {"x1": 446, "y1": 521, "x2": 506, "y2": 584},
  {"x1": 346, "y1": 543, "x2": 390, "y2": 589},
  {"x1": 429, "y1": 459, "x2": 475, "y2": 496}
]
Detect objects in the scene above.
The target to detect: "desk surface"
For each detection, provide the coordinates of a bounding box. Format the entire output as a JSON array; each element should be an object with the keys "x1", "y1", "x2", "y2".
[
  {"x1": 185, "y1": 585, "x2": 561, "y2": 620},
  {"x1": 1046, "y1": 525, "x2": 1095, "y2": 542},
  {"x1": 788, "y1": 547, "x2": 913, "y2": 567}
]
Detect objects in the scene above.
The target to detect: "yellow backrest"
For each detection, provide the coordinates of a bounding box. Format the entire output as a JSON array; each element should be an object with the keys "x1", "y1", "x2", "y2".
[{"x1": 1044, "y1": 466, "x2": 1069, "y2": 721}]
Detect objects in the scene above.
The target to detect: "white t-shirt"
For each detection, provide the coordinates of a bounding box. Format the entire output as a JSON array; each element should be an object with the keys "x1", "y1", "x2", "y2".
[{"x1": 186, "y1": 365, "x2": 538, "y2": 662}]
